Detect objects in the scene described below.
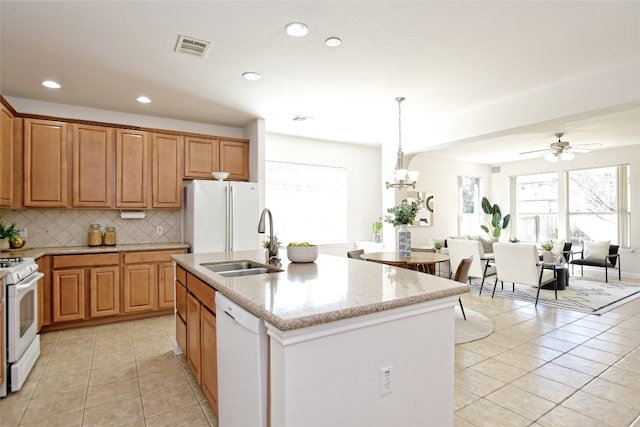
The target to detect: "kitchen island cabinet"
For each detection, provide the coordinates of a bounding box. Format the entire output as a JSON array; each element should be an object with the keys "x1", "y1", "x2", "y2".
[{"x1": 173, "y1": 250, "x2": 469, "y2": 426}]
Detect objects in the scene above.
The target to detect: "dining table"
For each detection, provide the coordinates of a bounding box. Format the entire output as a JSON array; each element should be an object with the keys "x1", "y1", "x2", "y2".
[{"x1": 361, "y1": 251, "x2": 450, "y2": 275}]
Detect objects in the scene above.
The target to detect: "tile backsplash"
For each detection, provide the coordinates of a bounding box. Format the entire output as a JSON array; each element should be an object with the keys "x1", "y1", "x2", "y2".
[{"x1": 0, "y1": 209, "x2": 181, "y2": 248}]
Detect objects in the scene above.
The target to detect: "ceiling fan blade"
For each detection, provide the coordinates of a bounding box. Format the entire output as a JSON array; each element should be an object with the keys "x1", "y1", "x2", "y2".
[
  {"x1": 567, "y1": 147, "x2": 591, "y2": 154},
  {"x1": 519, "y1": 148, "x2": 551, "y2": 155}
]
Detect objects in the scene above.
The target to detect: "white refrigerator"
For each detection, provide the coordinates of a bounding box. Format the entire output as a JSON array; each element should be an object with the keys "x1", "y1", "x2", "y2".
[{"x1": 184, "y1": 180, "x2": 260, "y2": 253}]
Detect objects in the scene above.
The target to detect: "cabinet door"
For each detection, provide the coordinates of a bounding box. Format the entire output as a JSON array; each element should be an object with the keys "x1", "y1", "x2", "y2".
[
  {"x1": 52, "y1": 268, "x2": 85, "y2": 322},
  {"x1": 152, "y1": 133, "x2": 182, "y2": 208},
  {"x1": 90, "y1": 266, "x2": 120, "y2": 317},
  {"x1": 184, "y1": 136, "x2": 219, "y2": 178},
  {"x1": 176, "y1": 313, "x2": 187, "y2": 357},
  {"x1": 220, "y1": 140, "x2": 249, "y2": 181},
  {"x1": 72, "y1": 124, "x2": 114, "y2": 207},
  {"x1": 122, "y1": 264, "x2": 157, "y2": 313},
  {"x1": 201, "y1": 306, "x2": 218, "y2": 414},
  {"x1": 158, "y1": 261, "x2": 175, "y2": 309},
  {"x1": 186, "y1": 292, "x2": 201, "y2": 382},
  {"x1": 0, "y1": 105, "x2": 14, "y2": 207},
  {"x1": 116, "y1": 129, "x2": 148, "y2": 208},
  {"x1": 175, "y1": 279, "x2": 187, "y2": 321},
  {"x1": 24, "y1": 119, "x2": 69, "y2": 207},
  {"x1": 0, "y1": 282, "x2": 4, "y2": 385}
]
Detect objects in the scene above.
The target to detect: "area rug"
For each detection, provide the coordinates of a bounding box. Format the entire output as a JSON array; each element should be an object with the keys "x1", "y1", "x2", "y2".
[
  {"x1": 469, "y1": 277, "x2": 640, "y2": 315},
  {"x1": 455, "y1": 307, "x2": 494, "y2": 344}
]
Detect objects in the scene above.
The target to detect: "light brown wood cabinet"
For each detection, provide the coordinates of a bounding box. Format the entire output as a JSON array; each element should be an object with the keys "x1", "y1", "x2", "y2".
[
  {"x1": 152, "y1": 133, "x2": 183, "y2": 208},
  {"x1": 1, "y1": 104, "x2": 15, "y2": 207},
  {"x1": 201, "y1": 306, "x2": 218, "y2": 413},
  {"x1": 180, "y1": 267, "x2": 218, "y2": 415},
  {"x1": 116, "y1": 129, "x2": 148, "y2": 208},
  {"x1": 123, "y1": 249, "x2": 186, "y2": 313},
  {"x1": 23, "y1": 118, "x2": 69, "y2": 207},
  {"x1": 72, "y1": 124, "x2": 114, "y2": 208},
  {"x1": 90, "y1": 266, "x2": 120, "y2": 317},
  {"x1": 184, "y1": 136, "x2": 249, "y2": 181},
  {"x1": 51, "y1": 253, "x2": 120, "y2": 323}
]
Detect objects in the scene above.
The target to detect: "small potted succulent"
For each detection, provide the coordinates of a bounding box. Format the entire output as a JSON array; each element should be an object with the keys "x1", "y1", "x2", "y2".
[
  {"x1": 434, "y1": 241, "x2": 443, "y2": 253},
  {"x1": 540, "y1": 240, "x2": 554, "y2": 264},
  {"x1": 372, "y1": 217, "x2": 383, "y2": 243}
]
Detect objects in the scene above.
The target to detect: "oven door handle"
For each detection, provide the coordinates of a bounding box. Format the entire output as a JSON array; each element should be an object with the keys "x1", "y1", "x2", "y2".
[{"x1": 14, "y1": 272, "x2": 44, "y2": 291}]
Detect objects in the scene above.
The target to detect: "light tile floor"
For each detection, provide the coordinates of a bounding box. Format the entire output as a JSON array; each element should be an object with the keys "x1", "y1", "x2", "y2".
[{"x1": 0, "y1": 273, "x2": 638, "y2": 426}]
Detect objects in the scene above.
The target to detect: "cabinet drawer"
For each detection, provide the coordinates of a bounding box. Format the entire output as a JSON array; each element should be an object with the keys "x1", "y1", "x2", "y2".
[
  {"x1": 187, "y1": 273, "x2": 215, "y2": 313},
  {"x1": 53, "y1": 253, "x2": 119, "y2": 269},
  {"x1": 176, "y1": 265, "x2": 187, "y2": 285},
  {"x1": 176, "y1": 280, "x2": 187, "y2": 320},
  {"x1": 124, "y1": 249, "x2": 185, "y2": 264}
]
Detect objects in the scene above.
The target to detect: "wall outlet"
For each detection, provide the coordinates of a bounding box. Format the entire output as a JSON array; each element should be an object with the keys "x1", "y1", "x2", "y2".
[
  {"x1": 380, "y1": 366, "x2": 393, "y2": 395},
  {"x1": 21, "y1": 227, "x2": 28, "y2": 238},
  {"x1": 156, "y1": 226, "x2": 164, "y2": 235}
]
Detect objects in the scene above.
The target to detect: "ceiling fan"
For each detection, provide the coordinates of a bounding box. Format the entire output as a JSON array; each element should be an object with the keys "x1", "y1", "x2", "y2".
[{"x1": 520, "y1": 132, "x2": 600, "y2": 162}]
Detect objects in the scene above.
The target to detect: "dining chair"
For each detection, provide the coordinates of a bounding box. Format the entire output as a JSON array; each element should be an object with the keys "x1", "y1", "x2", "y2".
[
  {"x1": 492, "y1": 242, "x2": 556, "y2": 306},
  {"x1": 447, "y1": 239, "x2": 496, "y2": 293},
  {"x1": 411, "y1": 247, "x2": 435, "y2": 274},
  {"x1": 453, "y1": 256, "x2": 473, "y2": 320},
  {"x1": 347, "y1": 249, "x2": 365, "y2": 259}
]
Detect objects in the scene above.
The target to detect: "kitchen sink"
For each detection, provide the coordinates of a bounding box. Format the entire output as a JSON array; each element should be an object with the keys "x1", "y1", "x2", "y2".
[{"x1": 202, "y1": 261, "x2": 281, "y2": 277}]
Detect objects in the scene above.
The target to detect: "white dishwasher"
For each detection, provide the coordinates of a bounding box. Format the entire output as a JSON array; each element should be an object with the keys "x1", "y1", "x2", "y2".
[{"x1": 215, "y1": 292, "x2": 268, "y2": 427}]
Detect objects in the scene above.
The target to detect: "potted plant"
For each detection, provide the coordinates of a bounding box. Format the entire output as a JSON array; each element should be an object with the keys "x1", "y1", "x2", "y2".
[
  {"x1": 384, "y1": 197, "x2": 422, "y2": 256},
  {"x1": 480, "y1": 197, "x2": 511, "y2": 239},
  {"x1": 541, "y1": 240, "x2": 554, "y2": 264},
  {"x1": 0, "y1": 221, "x2": 22, "y2": 250},
  {"x1": 434, "y1": 241, "x2": 443, "y2": 253},
  {"x1": 372, "y1": 217, "x2": 383, "y2": 243}
]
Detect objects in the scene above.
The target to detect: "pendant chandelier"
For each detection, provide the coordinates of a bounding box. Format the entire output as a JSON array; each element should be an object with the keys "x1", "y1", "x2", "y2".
[{"x1": 386, "y1": 97, "x2": 419, "y2": 190}]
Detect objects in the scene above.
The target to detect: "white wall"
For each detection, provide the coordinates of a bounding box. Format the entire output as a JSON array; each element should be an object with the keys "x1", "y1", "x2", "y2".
[
  {"x1": 265, "y1": 133, "x2": 382, "y2": 254},
  {"x1": 406, "y1": 154, "x2": 492, "y2": 246}
]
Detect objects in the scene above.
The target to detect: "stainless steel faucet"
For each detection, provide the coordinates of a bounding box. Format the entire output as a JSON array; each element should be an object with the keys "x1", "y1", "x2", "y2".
[{"x1": 258, "y1": 208, "x2": 280, "y2": 266}]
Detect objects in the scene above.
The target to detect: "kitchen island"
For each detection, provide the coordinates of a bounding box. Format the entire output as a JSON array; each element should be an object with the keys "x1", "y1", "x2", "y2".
[{"x1": 173, "y1": 249, "x2": 469, "y2": 427}]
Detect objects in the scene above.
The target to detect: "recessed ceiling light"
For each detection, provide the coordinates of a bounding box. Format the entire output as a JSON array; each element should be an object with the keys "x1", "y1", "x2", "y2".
[
  {"x1": 42, "y1": 80, "x2": 61, "y2": 89},
  {"x1": 325, "y1": 37, "x2": 341, "y2": 47},
  {"x1": 242, "y1": 72, "x2": 262, "y2": 81},
  {"x1": 285, "y1": 22, "x2": 309, "y2": 37},
  {"x1": 136, "y1": 96, "x2": 151, "y2": 104}
]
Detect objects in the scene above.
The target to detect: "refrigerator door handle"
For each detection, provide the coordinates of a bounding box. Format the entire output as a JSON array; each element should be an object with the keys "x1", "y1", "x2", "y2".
[{"x1": 229, "y1": 185, "x2": 234, "y2": 251}]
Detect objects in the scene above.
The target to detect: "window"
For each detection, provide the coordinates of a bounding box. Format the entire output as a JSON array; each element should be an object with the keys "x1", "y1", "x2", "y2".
[
  {"x1": 515, "y1": 172, "x2": 558, "y2": 243},
  {"x1": 265, "y1": 161, "x2": 347, "y2": 244},
  {"x1": 458, "y1": 176, "x2": 481, "y2": 235},
  {"x1": 567, "y1": 165, "x2": 630, "y2": 246}
]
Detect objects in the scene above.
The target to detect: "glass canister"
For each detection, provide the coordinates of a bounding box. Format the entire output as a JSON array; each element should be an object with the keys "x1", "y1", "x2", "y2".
[
  {"x1": 103, "y1": 226, "x2": 117, "y2": 246},
  {"x1": 88, "y1": 224, "x2": 102, "y2": 247}
]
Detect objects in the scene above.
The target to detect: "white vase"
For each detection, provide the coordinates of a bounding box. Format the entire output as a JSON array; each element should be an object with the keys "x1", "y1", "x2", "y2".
[
  {"x1": 542, "y1": 250, "x2": 554, "y2": 264},
  {"x1": 0, "y1": 238, "x2": 9, "y2": 251},
  {"x1": 397, "y1": 224, "x2": 411, "y2": 257}
]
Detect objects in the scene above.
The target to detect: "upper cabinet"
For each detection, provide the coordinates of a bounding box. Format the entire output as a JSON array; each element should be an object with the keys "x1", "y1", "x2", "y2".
[
  {"x1": 0, "y1": 104, "x2": 15, "y2": 207},
  {"x1": 23, "y1": 119, "x2": 69, "y2": 207},
  {"x1": 116, "y1": 129, "x2": 149, "y2": 208},
  {"x1": 72, "y1": 124, "x2": 114, "y2": 208},
  {"x1": 184, "y1": 136, "x2": 249, "y2": 181},
  {"x1": 152, "y1": 133, "x2": 183, "y2": 209}
]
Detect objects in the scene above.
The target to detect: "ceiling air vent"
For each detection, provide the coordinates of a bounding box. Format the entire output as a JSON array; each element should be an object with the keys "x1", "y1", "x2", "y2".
[{"x1": 175, "y1": 35, "x2": 211, "y2": 58}]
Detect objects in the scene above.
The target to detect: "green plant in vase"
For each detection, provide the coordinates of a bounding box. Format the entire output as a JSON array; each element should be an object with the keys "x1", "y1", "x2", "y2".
[
  {"x1": 384, "y1": 197, "x2": 423, "y2": 227},
  {"x1": 480, "y1": 197, "x2": 511, "y2": 239},
  {"x1": 372, "y1": 217, "x2": 383, "y2": 242}
]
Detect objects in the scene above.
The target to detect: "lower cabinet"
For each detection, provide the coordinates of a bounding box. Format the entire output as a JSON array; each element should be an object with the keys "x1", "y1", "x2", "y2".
[
  {"x1": 122, "y1": 249, "x2": 187, "y2": 313},
  {"x1": 45, "y1": 248, "x2": 186, "y2": 329},
  {"x1": 177, "y1": 266, "x2": 218, "y2": 415},
  {"x1": 52, "y1": 253, "x2": 119, "y2": 322}
]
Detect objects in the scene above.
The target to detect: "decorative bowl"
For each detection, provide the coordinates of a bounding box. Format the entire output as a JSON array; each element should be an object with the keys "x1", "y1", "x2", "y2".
[
  {"x1": 286, "y1": 245, "x2": 318, "y2": 263},
  {"x1": 212, "y1": 171, "x2": 230, "y2": 181}
]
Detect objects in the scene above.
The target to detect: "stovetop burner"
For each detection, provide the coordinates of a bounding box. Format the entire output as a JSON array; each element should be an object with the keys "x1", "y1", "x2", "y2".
[{"x1": 0, "y1": 257, "x2": 23, "y2": 268}]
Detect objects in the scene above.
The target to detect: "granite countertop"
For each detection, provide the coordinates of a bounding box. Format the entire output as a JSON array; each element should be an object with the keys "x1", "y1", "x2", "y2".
[
  {"x1": 0, "y1": 243, "x2": 190, "y2": 260},
  {"x1": 173, "y1": 250, "x2": 470, "y2": 331}
]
